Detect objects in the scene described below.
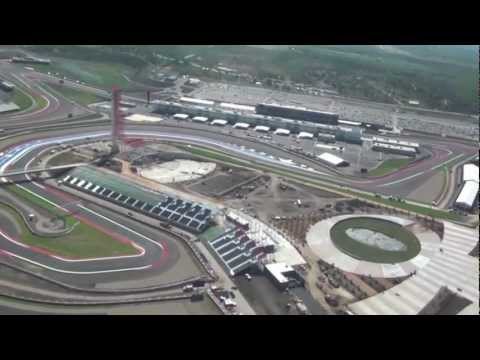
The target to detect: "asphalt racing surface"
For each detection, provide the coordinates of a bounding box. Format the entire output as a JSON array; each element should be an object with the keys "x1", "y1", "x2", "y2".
[
  {"x1": 4, "y1": 121, "x2": 475, "y2": 197},
  {"x1": 0, "y1": 61, "x2": 477, "y2": 295}
]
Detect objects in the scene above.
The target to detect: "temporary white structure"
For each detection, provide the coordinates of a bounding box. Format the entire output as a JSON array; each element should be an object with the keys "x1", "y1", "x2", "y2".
[
  {"x1": 462, "y1": 164, "x2": 479, "y2": 183},
  {"x1": 274, "y1": 128, "x2": 290, "y2": 136},
  {"x1": 220, "y1": 102, "x2": 255, "y2": 112},
  {"x1": 317, "y1": 152, "x2": 347, "y2": 167},
  {"x1": 179, "y1": 97, "x2": 214, "y2": 106},
  {"x1": 192, "y1": 116, "x2": 209, "y2": 123},
  {"x1": 173, "y1": 113, "x2": 189, "y2": 120},
  {"x1": 211, "y1": 119, "x2": 228, "y2": 126},
  {"x1": 297, "y1": 131, "x2": 314, "y2": 139},
  {"x1": 254, "y1": 125, "x2": 270, "y2": 133},
  {"x1": 233, "y1": 122, "x2": 250, "y2": 129},
  {"x1": 455, "y1": 180, "x2": 479, "y2": 209}
]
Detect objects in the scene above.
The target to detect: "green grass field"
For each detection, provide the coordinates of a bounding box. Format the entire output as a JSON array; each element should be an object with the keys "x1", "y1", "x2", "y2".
[
  {"x1": 47, "y1": 83, "x2": 106, "y2": 106},
  {"x1": 330, "y1": 217, "x2": 421, "y2": 263},
  {"x1": 3, "y1": 186, "x2": 138, "y2": 258},
  {"x1": 9, "y1": 82, "x2": 48, "y2": 112},
  {"x1": 368, "y1": 158, "x2": 412, "y2": 177},
  {"x1": 11, "y1": 87, "x2": 33, "y2": 110},
  {"x1": 34, "y1": 59, "x2": 135, "y2": 89},
  {"x1": 23, "y1": 45, "x2": 477, "y2": 113}
]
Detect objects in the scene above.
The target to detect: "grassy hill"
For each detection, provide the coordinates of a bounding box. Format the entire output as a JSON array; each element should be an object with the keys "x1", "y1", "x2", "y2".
[{"x1": 23, "y1": 45, "x2": 478, "y2": 114}]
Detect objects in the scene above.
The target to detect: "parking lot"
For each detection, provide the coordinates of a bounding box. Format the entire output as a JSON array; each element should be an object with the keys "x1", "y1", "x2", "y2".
[{"x1": 191, "y1": 82, "x2": 478, "y2": 140}]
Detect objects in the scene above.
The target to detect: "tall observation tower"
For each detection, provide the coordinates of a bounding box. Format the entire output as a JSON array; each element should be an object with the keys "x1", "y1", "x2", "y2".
[{"x1": 110, "y1": 87, "x2": 124, "y2": 155}]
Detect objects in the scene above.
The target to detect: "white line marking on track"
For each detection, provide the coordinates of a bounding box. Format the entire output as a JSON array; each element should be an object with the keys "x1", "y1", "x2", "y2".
[
  {"x1": 78, "y1": 205, "x2": 164, "y2": 251},
  {"x1": 379, "y1": 171, "x2": 425, "y2": 187},
  {"x1": 2, "y1": 250, "x2": 152, "y2": 275},
  {"x1": 431, "y1": 153, "x2": 465, "y2": 171},
  {"x1": 0, "y1": 229, "x2": 29, "y2": 249},
  {"x1": 15, "y1": 183, "x2": 69, "y2": 212}
]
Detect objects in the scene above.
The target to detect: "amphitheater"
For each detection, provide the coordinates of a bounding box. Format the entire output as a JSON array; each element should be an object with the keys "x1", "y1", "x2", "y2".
[{"x1": 306, "y1": 214, "x2": 479, "y2": 315}]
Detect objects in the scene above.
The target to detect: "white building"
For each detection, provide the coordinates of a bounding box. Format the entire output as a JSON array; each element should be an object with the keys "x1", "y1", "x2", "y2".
[
  {"x1": 315, "y1": 144, "x2": 343, "y2": 152},
  {"x1": 264, "y1": 263, "x2": 295, "y2": 289},
  {"x1": 173, "y1": 113, "x2": 189, "y2": 120},
  {"x1": 233, "y1": 122, "x2": 250, "y2": 130},
  {"x1": 338, "y1": 119, "x2": 362, "y2": 127},
  {"x1": 462, "y1": 163, "x2": 479, "y2": 183},
  {"x1": 372, "y1": 136, "x2": 419, "y2": 149},
  {"x1": 220, "y1": 102, "x2": 255, "y2": 112},
  {"x1": 179, "y1": 97, "x2": 214, "y2": 106},
  {"x1": 125, "y1": 114, "x2": 163, "y2": 122},
  {"x1": 274, "y1": 128, "x2": 290, "y2": 136},
  {"x1": 317, "y1": 152, "x2": 348, "y2": 167},
  {"x1": 254, "y1": 125, "x2": 270, "y2": 133},
  {"x1": 211, "y1": 119, "x2": 228, "y2": 127},
  {"x1": 297, "y1": 131, "x2": 314, "y2": 140},
  {"x1": 192, "y1": 116, "x2": 209, "y2": 123},
  {"x1": 455, "y1": 181, "x2": 479, "y2": 210},
  {"x1": 372, "y1": 142, "x2": 417, "y2": 157}
]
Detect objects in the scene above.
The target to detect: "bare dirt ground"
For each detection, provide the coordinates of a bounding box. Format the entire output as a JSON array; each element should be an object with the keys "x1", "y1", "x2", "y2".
[
  {"x1": 223, "y1": 175, "x2": 345, "y2": 224},
  {"x1": 187, "y1": 167, "x2": 259, "y2": 197}
]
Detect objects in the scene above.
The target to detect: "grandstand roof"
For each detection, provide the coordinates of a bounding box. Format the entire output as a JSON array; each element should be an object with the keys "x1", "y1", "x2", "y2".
[
  {"x1": 372, "y1": 142, "x2": 417, "y2": 153},
  {"x1": 180, "y1": 97, "x2": 214, "y2": 106},
  {"x1": 220, "y1": 102, "x2": 255, "y2": 112},
  {"x1": 125, "y1": 114, "x2": 162, "y2": 122},
  {"x1": 259, "y1": 103, "x2": 338, "y2": 116}
]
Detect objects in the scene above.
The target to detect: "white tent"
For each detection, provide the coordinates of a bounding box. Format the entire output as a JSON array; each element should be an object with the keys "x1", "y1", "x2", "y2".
[
  {"x1": 274, "y1": 128, "x2": 290, "y2": 136},
  {"x1": 297, "y1": 131, "x2": 314, "y2": 139},
  {"x1": 455, "y1": 180, "x2": 479, "y2": 209},
  {"x1": 192, "y1": 116, "x2": 209, "y2": 123},
  {"x1": 233, "y1": 122, "x2": 250, "y2": 129},
  {"x1": 173, "y1": 113, "x2": 189, "y2": 120},
  {"x1": 254, "y1": 125, "x2": 270, "y2": 133},
  {"x1": 317, "y1": 152, "x2": 346, "y2": 166},
  {"x1": 211, "y1": 119, "x2": 228, "y2": 126},
  {"x1": 463, "y1": 164, "x2": 479, "y2": 183}
]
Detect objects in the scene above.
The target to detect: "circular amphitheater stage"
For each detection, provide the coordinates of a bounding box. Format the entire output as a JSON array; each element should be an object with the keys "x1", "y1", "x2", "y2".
[{"x1": 306, "y1": 214, "x2": 441, "y2": 278}]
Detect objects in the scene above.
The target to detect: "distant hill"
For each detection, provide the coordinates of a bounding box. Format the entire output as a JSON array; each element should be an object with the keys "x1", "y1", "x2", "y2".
[{"x1": 23, "y1": 45, "x2": 479, "y2": 114}]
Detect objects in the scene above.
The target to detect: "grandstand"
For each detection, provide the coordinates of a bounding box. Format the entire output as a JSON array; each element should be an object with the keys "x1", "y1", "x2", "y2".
[
  {"x1": 256, "y1": 103, "x2": 339, "y2": 125},
  {"x1": 372, "y1": 136, "x2": 420, "y2": 151},
  {"x1": 207, "y1": 228, "x2": 266, "y2": 276},
  {"x1": 62, "y1": 167, "x2": 213, "y2": 233},
  {"x1": 372, "y1": 142, "x2": 417, "y2": 157}
]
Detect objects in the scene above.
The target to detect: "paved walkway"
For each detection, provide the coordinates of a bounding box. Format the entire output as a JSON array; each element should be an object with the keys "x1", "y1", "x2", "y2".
[
  {"x1": 348, "y1": 222, "x2": 479, "y2": 315},
  {"x1": 306, "y1": 214, "x2": 440, "y2": 278}
]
